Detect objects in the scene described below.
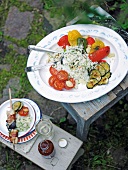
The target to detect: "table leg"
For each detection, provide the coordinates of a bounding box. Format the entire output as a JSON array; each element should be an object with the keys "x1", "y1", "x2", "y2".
[
  {"x1": 67, "y1": 148, "x2": 84, "y2": 170},
  {"x1": 61, "y1": 103, "x2": 91, "y2": 141},
  {"x1": 76, "y1": 117, "x2": 91, "y2": 141}
]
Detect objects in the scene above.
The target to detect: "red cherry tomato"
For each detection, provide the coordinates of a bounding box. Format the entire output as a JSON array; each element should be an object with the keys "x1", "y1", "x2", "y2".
[
  {"x1": 49, "y1": 66, "x2": 58, "y2": 76},
  {"x1": 48, "y1": 75, "x2": 57, "y2": 87},
  {"x1": 89, "y1": 46, "x2": 110, "y2": 62},
  {"x1": 18, "y1": 106, "x2": 29, "y2": 116},
  {"x1": 57, "y1": 35, "x2": 70, "y2": 49},
  {"x1": 86, "y1": 37, "x2": 95, "y2": 45},
  {"x1": 57, "y1": 70, "x2": 69, "y2": 81},
  {"x1": 53, "y1": 79, "x2": 65, "y2": 91},
  {"x1": 65, "y1": 78, "x2": 76, "y2": 90}
]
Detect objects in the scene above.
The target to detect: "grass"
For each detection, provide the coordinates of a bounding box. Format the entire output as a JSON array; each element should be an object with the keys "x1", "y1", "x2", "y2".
[
  {"x1": 59, "y1": 97, "x2": 128, "y2": 169},
  {"x1": 0, "y1": 0, "x2": 128, "y2": 169}
]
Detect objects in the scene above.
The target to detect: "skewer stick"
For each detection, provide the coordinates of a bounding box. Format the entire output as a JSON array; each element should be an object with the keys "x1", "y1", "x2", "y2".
[
  {"x1": 9, "y1": 88, "x2": 12, "y2": 109},
  {"x1": 8, "y1": 88, "x2": 15, "y2": 150}
]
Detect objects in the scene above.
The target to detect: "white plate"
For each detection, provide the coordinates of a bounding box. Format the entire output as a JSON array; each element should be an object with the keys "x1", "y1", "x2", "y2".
[
  {"x1": 27, "y1": 24, "x2": 128, "y2": 103},
  {"x1": 0, "y1": 98, "x2": 42, "y2": 144},
  {"x1": 0, "y1": 99, "x2": 36, "y2": 138}
]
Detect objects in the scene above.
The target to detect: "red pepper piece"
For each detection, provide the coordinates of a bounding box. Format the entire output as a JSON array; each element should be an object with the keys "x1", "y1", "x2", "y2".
[
  {"x1": 57, "y1": 35, "x2": 70, "y2": 49},
  {"x1": 86, "y1": 37, "x2": 95, "y2": 45},
  {"x1": 89, "y1": 46, "x2": 110, "y2": 62}
]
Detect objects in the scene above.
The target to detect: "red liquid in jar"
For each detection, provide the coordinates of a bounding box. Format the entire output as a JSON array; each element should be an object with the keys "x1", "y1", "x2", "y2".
[{"x1": 38, "y1": 140, "x2": 55, "y2": 159}]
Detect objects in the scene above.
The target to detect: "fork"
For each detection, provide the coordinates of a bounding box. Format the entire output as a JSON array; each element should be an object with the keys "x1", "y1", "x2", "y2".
[
  {"x1": 28, "y1": 45, "x2": 60, "y2": 53},
  {"x1": 25, "y1": 63, "x2": 54, "y2": 72}
]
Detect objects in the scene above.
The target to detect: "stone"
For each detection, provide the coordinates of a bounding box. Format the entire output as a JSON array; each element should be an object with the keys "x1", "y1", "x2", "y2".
[
  {"x1": 4, "y1": 6, "x2": 34, "y2": 40},
  {"x1": 0, "y1": 64, "x2": 11, "y2": 71},
  {"x1": 19, "y1": 0, "x2": 43, "y2": 10},
  {"x1": 43, "y1": 9, "x2": 65, "y2": 31},
  {"x1": 4, "y1": 40, "x2": 27, "y2": 55},
  {"x1": 0, "y1": 77, "x2": 21, "y2": 104},
  {"x1": 43, "y1": 17, "x2": 53, "y2": 34}
]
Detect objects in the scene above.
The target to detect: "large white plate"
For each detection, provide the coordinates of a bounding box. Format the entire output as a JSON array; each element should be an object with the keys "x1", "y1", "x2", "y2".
[
  {"x1": 0, "y1": 99, "x2": 36, "y2": 138},
  {"x1": 0, "y1": 98, "x2": 42, "y2": 143},
  {"x1": 27, "y1": 24, "x2": 128, "y2": 103}
]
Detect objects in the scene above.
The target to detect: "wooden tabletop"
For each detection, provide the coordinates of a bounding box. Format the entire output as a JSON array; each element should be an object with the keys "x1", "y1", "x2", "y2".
[{"x1": 0, "y1": 125, "x2": 83, "y2": 170}]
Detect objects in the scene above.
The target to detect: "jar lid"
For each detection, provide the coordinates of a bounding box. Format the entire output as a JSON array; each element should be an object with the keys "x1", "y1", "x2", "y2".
[{"x1": 58, "y1": 138, "x2": 68, "y2": 148}]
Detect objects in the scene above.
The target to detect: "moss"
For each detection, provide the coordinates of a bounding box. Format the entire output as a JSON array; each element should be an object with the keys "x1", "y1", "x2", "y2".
[
  {"x1": 9, "y1": 0, "x2": 33, "y2": 12},
  {"x1": 0, "y1": 49, "x2": 32, "y2": 97},
  {"x1": 0, "y1": 69, "x2": 12, "y2": 97},
  {"x1": 0, "y1": 0, "x2": 46, "y2": 97}
]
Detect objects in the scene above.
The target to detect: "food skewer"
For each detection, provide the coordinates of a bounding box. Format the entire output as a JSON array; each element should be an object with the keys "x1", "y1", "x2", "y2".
[
  {"x1": 7, "y1": 88, "x2": 18, "y2": 148},
  {"x1": 9, "y1": 88, "x2": 12, "y2": 109},
  {"x1": 8, "y1": 88, "x2": 15, "y2": 149}
]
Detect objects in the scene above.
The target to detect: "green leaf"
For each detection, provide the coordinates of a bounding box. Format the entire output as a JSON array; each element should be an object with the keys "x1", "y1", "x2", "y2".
[{"x1": 59, "y1": 117, "x2": 66, "y2": 123}]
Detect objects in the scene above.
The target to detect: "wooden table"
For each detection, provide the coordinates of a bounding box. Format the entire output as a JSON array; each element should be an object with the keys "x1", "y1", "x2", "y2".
[
  {"x1": 62, "y1": 74, "x2": 128, "y2": 141},
  {"x1": 62, "y1": 6, "x2": 128, "y2": 141},
  {"x1": 0, "y1": 125, "x2": 83, "y2": 170}
]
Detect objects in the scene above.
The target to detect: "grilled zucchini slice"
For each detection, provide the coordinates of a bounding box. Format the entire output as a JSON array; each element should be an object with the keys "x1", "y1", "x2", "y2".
[
  {"x1": 98, "y1": 76, "x2": 109, "y2": 85},
  {"x1": 12, "y1": 101, "x2": 23, "y2": 111},
  {"x1": 86, "y1": 79, "x2": 99, "y2": 89},
  {"x1": 105, "y1": 71, "x2": 112, "y2": 79},
  {"x1": 90, "y1": 69, "x2": 101, "y2": 81},
  {"x1": 100, "y1": 62, "x2": 110, "y2": 73},
  {"x1": 95, "y1": 64, "x2": 106, "y2": 76}
]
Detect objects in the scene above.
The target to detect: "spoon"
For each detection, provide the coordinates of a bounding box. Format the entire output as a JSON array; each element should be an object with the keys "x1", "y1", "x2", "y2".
[{"x1": 28, "y1": 45, "x2": 60, "y2": 53}]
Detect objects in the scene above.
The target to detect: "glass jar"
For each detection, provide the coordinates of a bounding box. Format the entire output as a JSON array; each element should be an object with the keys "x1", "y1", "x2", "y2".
[
  {"x1": 35, "y1": 118, "x2": 54, "y2": 140},
  {"x1": 38, "y1": 140, "x2": 55, "y2": 158}
]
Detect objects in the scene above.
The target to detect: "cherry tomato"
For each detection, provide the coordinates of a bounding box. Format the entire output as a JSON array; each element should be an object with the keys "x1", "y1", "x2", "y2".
[
  {"x1": 18, "y1": 106, "x2": 29, "y2": 116},
  {"x1": 89, "y1": 46, "x2": 110, "y2": 62},
  {"x1": 57, "y1": 70, "x2": 69, "y2": 81},
  {"x1": 86, "y1": 37, "x2": 95, "y2": 45},
  {"x1": 48, "y1": 75, "x2": 57, "y2": 87},
  {"x1": 53, "y1": 79, "x2": 65, "y2": 91},
  {"x1": 49, "y1": 66, "x2": 58, "y2": 76},
  {"x1": 65, "y1": 78, "x2": 76, "y2": 90},
  {"x1": 57, "y1": 35, "x2": 70, "y2": 49}
]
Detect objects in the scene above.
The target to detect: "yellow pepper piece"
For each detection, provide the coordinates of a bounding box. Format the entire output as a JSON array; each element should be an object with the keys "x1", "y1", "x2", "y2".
[
  {"x1": 68, "y1": 30, "x2": 82, "y2": 46},
  {"x1": 90, "y1": 38, "x2": 105, "y2": 53}
]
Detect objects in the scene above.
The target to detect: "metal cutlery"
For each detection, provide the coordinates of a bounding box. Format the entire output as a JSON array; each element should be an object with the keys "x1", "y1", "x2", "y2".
[
  {"x1": 25, "y1": 63, "x2": 54, "y2": 72},
  {"x1": 28, "y1": 45, "x2": 60, "y2": 53}
]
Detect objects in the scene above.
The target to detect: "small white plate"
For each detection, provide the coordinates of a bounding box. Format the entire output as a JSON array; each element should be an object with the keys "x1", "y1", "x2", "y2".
[
  {"x1": 0, "y1": 99, "x2": 36, "y2": 138},
  {"x1": 0, "y1": 98, "x2": 42, "y2": 144}
]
